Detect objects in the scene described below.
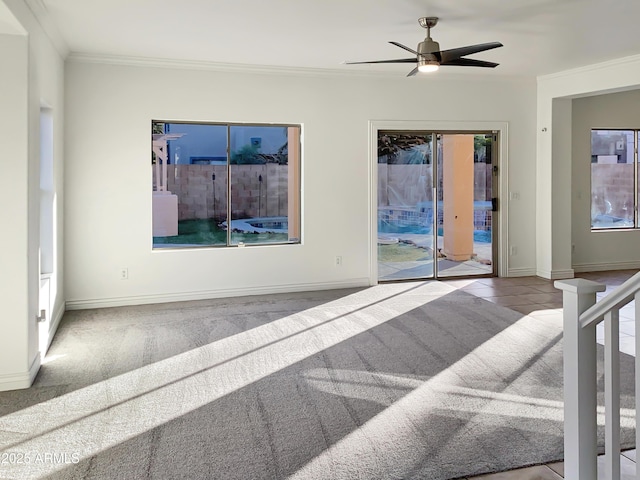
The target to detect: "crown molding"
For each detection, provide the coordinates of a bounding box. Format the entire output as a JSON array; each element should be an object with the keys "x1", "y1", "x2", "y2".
[
  {"x1": 0, "y1": 0, "x2": 26, "y2": 34},
  {"x1": 66, "y1": 52, "x2": 358, "y2": 77},
  {"x1": 66, "y1": 51, "x2": 530, "y2": 83},
  {"x1": 538, "y1": 53, "x2": 640, "y2": 83},
  {"x1": 23, "y1": 0, "x2": 69, "y2": 57}
]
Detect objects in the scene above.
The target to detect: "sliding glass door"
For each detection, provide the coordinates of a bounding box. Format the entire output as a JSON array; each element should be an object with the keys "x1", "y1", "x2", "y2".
[
  {"x1": 436, "y1": 133, "x2": 494, "y2": 278},
  {"x1": 377, "y1": 132, "x2": 435, "y2": 280},
  {"x1": 377, "y1": 130, "x2": 497, "y2": 281}
]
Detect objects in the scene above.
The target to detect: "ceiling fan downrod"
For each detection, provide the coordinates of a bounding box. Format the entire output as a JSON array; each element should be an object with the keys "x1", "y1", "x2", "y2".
[
  {"x1": 418, "y1": 16, "x2": 439, "y2": 40},
  {"x1": 417, "y1": 17, "x2": 440, "y2": 57}
]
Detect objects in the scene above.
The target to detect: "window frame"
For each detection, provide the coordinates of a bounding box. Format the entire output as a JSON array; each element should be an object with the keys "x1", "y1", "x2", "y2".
[
  {"x1": 590, "y1": 128, "x2": 639, "y2": 231},
  {"x1": 152, "y1": 120, "x2": 302, "y2": 249}
]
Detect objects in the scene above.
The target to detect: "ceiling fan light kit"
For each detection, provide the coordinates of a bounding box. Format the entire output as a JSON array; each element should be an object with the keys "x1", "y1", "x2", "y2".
[
  {"x1": 345, "y1": 16, "x2": 503, "y2": 76},
  {"x1": 418, "y1": 55, "x2": 440, "y2": 73}
]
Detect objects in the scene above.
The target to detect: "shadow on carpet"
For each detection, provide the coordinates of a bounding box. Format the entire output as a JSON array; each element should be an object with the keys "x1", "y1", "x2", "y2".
[{"x1": 0, "y1": 283, "x2": 635, "y2": 480}]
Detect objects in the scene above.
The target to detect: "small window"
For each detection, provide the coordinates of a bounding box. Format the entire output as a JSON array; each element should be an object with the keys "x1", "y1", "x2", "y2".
[
  {"x1": 152, "y1": 121, "x2": 301, "y2": 248},
  {"x1": 590, "y1": 129, "x2": 637, "y2": 230}
]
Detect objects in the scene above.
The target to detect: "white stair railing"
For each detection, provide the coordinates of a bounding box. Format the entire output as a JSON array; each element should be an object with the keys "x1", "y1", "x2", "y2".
[{"x1": 556, "y1": 272, "x2": 640, "y2": 480}]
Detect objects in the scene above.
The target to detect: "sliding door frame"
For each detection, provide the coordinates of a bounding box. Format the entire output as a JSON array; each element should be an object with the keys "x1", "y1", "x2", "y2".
[{"x1": 368, "y1": 120, "x2": 509, "y2": 284}]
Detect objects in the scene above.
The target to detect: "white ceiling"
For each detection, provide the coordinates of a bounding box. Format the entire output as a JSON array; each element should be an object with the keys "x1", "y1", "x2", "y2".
[{"x1": 31, "y1": 0, "x2": 640, "y2": 77}]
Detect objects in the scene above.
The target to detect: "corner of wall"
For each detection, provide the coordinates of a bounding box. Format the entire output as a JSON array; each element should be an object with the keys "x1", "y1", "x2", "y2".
[
  {"x1": 0, "y1": 353, "x2": 41, "y2": 392},
  {"x1": 536, "y1": 268, "x2": 574, "y2": 280}
]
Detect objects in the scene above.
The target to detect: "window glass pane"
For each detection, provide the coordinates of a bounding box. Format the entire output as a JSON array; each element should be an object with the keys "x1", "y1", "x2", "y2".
[
  {"x1": 152, "y1": 121, "x2": 301, "y2": 248},
  {"x1": 377, "y1": 132, "x2": 435, "y2": 280},
  {"x1": 152, "y1": 122, "x2": 228, "y2": 248},
  {"x1": 591, "y1": 130, "x2": 635, "y2": 229},
  {"x1": 229, "y1": 125, "x2": 300, "y2": 245}
]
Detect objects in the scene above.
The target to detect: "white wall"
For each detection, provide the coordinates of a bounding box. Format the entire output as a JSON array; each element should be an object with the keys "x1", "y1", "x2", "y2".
[
  {"x1": 537, "y1": 54, "x2": 640, "y2": 278},
  {"x1": 572, "y1": 89, "x2": 640, "y2": 271},
  {"x1": 0, "y1": 32, "x2": 30, "y2": 388},
  {"x1": 0, "y1": 0, "x2": 65, "y2": 391},
  {"x1": 64, "y1": 61, "x2": 537, "y2": 308}
]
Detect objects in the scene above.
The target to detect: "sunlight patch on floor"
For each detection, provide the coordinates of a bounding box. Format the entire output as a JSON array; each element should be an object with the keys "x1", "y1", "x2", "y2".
[{"x1": 0, "y1": 282, "x2": 454, "y2": 478}]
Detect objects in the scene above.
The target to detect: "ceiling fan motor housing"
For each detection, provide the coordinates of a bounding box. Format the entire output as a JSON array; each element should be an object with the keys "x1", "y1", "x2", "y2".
[{"x1": 418, "y1": 39, "x2": 440, "y2": 56}]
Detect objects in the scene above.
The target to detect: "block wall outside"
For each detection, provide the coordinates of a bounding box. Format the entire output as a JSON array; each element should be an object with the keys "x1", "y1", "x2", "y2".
[
  {"x1": 377, "y1": 164, "x2": 492, "y2": 206},
  {"x1": 591, "y1": 164, "x2": 635, "y2": 221},
  {"x1": 153, "y1": 164, "x2": 288, "y2": 221},
  {"x1": 377, "y1": 164, "x2": 493, "y2": 231}
]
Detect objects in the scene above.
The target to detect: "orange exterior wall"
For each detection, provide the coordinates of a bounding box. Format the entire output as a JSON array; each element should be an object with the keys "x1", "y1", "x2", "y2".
[{"x1": 442, "y1": 135, "x2": 474, "y2": 261}]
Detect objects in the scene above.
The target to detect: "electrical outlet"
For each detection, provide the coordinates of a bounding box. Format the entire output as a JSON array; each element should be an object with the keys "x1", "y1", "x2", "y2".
[
  {"x1": 335, "y1": 256, "x2": 342, "y2": 267},
  {"x1": 510, "y1": 246, "x2": 517, "y2": 256},
  {"x1": 120, "y1": 267, "x2": 129, "y2": 280}
]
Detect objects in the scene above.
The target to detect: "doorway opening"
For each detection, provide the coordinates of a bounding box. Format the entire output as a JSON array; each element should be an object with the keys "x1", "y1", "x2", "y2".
[{"x1": 377, "y1": 130, "x2": 498, "y2": 281}]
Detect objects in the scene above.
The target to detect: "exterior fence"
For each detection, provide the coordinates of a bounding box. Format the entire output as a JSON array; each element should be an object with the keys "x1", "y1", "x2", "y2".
[
  {"x1": 154, "y1": 164, "x2": 289, "y2": 221},
  {"x1": 378, "y1": 164, "x2": 492, "y2": 206},
  {"x1": 378, "y1": 164, "x2": 493, "y2": 231},
  {"x1": 155, "y1": 163, "x2": 494, "y2": 224},
  {"x1": 590, "y1": 164, "x2": 635, "y2": 224}
]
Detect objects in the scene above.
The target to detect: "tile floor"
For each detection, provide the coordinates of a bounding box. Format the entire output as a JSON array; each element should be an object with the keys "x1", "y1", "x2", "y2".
[{"x1": 443, "y1": 269, "x2": 638, "y2": 480}]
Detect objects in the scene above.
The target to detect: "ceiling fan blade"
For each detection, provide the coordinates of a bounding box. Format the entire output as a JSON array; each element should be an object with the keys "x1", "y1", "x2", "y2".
[
  {"x1": 344, "y1": 58, "x2": 417, "y2": 65},
  {"x1": 438, "y1": 42, "x2": 503, "y2": 63},
  {"x1": 441, "y1": 58, "x2": 499, "y2": 68},
  {"x1": 406, "y1": 67, "x2": 419, "y2": 77},
  {"x1": 389, "y1": 41, "x2": 419, "y2": 56}
]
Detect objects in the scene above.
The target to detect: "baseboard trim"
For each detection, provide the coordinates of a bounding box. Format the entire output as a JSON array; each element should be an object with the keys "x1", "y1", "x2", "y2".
[
  {"x1": 573, "y1": 261, "x2": 640, "y2": 273},
  {"x1": 536, "y1": 268, "x2": 575, "y2": 280},
  {"x1": 65, "y1": 278, "x2": 372, "y2": 310},
  {"x1": 506, "y1": 268, "x2": 537, "y2": 277},
  {"x1": 0, "y1": 354, "x2": 40, "y2": 392}
]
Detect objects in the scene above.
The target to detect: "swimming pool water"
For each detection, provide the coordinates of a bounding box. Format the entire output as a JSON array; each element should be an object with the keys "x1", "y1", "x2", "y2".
[{"x1": 378, "y1": 220, "x2": 491, "y2": 243}]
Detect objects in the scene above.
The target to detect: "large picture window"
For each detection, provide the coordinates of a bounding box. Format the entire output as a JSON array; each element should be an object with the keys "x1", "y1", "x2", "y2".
[
  {"x1": 590, "y1": 129, "x2": 638, "y2": 230},
  {"x1": 152, "y1": 121, "x2": 301, "y2": 248}
]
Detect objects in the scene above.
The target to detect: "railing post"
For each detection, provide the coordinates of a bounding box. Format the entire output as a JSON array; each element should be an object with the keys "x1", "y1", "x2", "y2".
[
  {"x1": 555, "y1": 279, "x2": 606, "y2": 480},
  {"x1": 604, "y1": 309, "x2": 621, "y2": 480}
]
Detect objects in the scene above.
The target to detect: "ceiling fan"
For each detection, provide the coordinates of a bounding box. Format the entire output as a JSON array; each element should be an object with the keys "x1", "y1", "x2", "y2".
[{"x1": 345, "y1": 17, "x2": 503, "y2": 76}]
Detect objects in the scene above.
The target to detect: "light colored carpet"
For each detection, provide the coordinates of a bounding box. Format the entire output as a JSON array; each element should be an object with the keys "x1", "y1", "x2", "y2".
[{"x1": 0, "y1": 281, "x2": 634, "y2": 480}]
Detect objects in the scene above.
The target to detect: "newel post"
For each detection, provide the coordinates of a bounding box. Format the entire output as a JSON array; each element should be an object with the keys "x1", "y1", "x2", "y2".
[{"x1": 555, "y1": 279, "x2": 605, "y2": 480}]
